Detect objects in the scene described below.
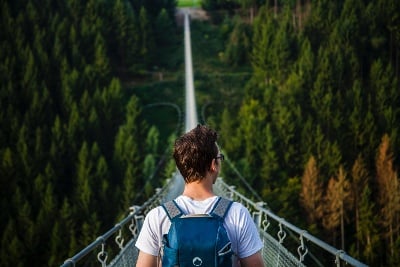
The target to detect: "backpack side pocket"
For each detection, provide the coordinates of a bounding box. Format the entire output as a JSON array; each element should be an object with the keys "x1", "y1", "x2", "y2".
[{"x1": 162, "y1": 234, "x2": 178, "y2": 267}]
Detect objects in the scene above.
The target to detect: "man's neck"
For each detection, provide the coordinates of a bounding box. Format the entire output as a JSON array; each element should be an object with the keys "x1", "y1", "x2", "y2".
[{"x1": 182, "y1": 178, "x2": 215, "y2": 201}]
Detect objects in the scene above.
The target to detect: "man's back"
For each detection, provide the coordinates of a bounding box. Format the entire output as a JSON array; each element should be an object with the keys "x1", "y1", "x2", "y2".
[{"x1": 135, "y1": 196, "x2": 263, "y2": 267}]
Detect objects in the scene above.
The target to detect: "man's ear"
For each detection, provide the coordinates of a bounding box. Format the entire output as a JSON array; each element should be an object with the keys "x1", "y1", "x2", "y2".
[{"x1": 210, "y1": 158, "x2": 218, "y2": 172}]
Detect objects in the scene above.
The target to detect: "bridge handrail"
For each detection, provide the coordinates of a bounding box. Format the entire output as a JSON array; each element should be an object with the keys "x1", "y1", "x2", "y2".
[
  {"x1": 214, "y1": 178, "x2": 368, "y2": 267},
  {"x1": 60, "y1": 180, "x2": 172, "y2": 267}
]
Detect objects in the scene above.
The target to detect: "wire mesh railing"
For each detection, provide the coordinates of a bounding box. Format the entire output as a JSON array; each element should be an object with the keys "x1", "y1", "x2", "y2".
[
  {"x1": 60, "y1": 173, "x2": 183, "y2": 267},
  {"x1": 214, "y1": 178, "x2": 368, "y2": 267}
]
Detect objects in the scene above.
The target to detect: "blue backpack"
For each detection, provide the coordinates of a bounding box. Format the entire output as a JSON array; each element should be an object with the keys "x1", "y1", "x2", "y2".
[{"x1": 161, "y1": 197, "x2": 233, "y2": 267}]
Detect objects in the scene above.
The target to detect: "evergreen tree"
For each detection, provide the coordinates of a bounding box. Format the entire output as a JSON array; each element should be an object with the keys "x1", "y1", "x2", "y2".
[
  {"x1": 370, "y1": 60, "x2": 399, "y2": 146},
  {"x1": 143, "y1": 154, "x2": 156, "y2": 196},
  {"x1": 16, "y1": 125, "x2": 32, "y2": 183},
  {"x1": 114, "y1": 96, "x2": 144, "y2": 205},
  {"x1": 236, "y1": 98, "x2": 266, "y2": 185},
  {"x1": 224, "y1": 16, "x2": 251, "y2": 66},
  {"x1": 347, "y1": 80, "x2": 371, "y2": 159},
  {"x1": 375, "y1": 134, "x2": 400, "y2": 262},
  {"x1": 110, "y1": 0, "x2": 130, "y2": 72},
  {"x1": 93, "y1": 156, "x2": 112, "y2": 224},
  {"x1": 13, "y1": 189, "x2": 35, "y2": 265},
  {"x1": 251, "y1": 6, "x2": 275, "y2": 83},
  {"x1": 35, "y1": 182, "x2": 57, "y2": 266},
  {"x1": 271, "y1": 5, "x2": 295, "y2": 81},
  {"x1": 219, "y1": 107, "x2": 238, "y2": 158},
  {"x1": 0, "y1": 148, "x2": 16, "y2": 227},
  {"x1": 93, "y1": 33, "x2": 111, "y2": 84},
  {"x1": 271, "y1": 90, "x2": 299, "y2": 176},
  {"x1": 138, "y1": 7, "x2": 155, "y2": 68},
  {"x1": 296, "y1": 37, "x2": 315, "y2": 91},
  {"x1": 59, "y1": 198, "x2": 78, "y2": 256},
  {"x1": 146, "y1": 126, "x2": 160, "y2": 155},
  {"x1": 154, "y1": 8, "x2": 177, "y2": 68},
  {"x1": 260, "y1": 124, "x2": 279, "y2": 193},
  {"x1": 350, "y1": 155, "x2": 369, "y2": 257},
  {"x1": 323, "y1": 166, "x2": 352, "y2": 250},
  {"x1": 1, "y1": 219, "x2": 23, "y2": 267},
  {"x1": 48, "y1": 221, "x2": 63, "y2": 266},
  {"x1": 75, "y1": 141, "x2": 93, "y2": 216},
  {"x1": 300, "y1": 156, "x2": 323, "y2": 230},
  {"x1": 356, "y1": 184, "x2": 379, "y2": 265}
]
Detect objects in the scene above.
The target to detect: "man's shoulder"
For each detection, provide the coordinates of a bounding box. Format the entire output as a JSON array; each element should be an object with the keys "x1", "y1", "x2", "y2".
[
  {"x1": 224, "y1": 200, "x2": 254, "y2": 222},
  {"x1": 146, "y1": 205, "x2": 168, "y2": 219}
]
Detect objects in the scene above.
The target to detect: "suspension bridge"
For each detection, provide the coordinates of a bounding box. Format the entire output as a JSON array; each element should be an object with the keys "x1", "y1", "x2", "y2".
[{"x1": 61, "y1": 11, "x2": 368, "y2": 267}]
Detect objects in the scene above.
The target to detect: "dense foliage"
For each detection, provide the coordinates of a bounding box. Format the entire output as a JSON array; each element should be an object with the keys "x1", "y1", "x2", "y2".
[
  {"x1": 1, "y1": 0, "x2": 400, "y2": 266},
  {"x1": 201, "y1": 0, "x2": 399, "y2": 266},
  {"x1": 0, "y1": 0, "x2": 178, "y2": 266}
]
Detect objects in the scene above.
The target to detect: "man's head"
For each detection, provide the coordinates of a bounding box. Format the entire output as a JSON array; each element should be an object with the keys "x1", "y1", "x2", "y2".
[{"x1": 173, "y1": 125, "x2": 220, "y2": 183}]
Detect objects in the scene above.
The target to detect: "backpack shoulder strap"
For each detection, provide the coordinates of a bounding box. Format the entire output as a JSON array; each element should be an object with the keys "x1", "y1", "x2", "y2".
[
  {"x1": 210, "y1": 197, "x2": 233, "y2": 220},
  {"x1": 162, "y1": 200, "x2": 184, "y2": 221}
]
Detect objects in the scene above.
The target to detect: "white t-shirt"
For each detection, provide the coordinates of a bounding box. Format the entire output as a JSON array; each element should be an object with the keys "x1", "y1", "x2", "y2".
[{"x1": 135, "y1": 195, "x2": 263, "y2": 266}]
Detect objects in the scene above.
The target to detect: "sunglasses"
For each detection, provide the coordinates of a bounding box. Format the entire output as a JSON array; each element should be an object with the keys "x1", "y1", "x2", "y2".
[{"x1": 215, "y1": 154, "x2": 225, "y2": 161}]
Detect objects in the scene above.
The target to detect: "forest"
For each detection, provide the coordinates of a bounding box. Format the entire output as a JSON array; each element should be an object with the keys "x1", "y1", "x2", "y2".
[{"x1": 1, "y1": 0, "x2": 399, "y2": 266}]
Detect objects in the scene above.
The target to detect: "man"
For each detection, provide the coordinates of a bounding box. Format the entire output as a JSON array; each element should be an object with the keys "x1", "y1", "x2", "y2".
[{"x1": 135, "y1": 125, "x2": 265, "y2": 267}]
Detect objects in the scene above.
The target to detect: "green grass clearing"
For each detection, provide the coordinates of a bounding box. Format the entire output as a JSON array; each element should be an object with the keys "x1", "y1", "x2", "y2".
[{"x1": 177, "y1": 0, "x2": 201, "y2": 7}]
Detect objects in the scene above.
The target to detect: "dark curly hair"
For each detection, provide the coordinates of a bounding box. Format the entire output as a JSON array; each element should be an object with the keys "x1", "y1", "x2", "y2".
[{"x1": 173, "y1": 125, "x2": 219, "y2": 183}]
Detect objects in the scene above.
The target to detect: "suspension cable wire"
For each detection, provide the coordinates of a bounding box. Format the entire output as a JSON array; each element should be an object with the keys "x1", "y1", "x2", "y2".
[
  {"x1": 131, "y1": 102, "x2": 183, "y2": 203},
  {"x1": 130, "y1": 145, "x2": 173, "y2": 204},
  {"x1": 222, "y1": 152, "x2": 264, "y2": 203}
]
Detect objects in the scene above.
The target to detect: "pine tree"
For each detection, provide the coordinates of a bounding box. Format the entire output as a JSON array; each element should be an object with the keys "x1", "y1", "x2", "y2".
[
  {"x1": 48, "y1": 221, "x2": 63, "y2": 266},
  {"x1": 370, "y1": 60, "x2": 399, "y2": 144},
  {"x1": 145, "y1": 126, "x2": 160, "y2": 155},
  {"x1": 347, "y1": 80, "x2": 369, "y2": 157},
  {"x1": 67, "y1": 102, "x2": 83, "y2": 153},
  {"x1": 143, "y1": 154, "x2": 156, "y2": 197},
  {"x1": 125, "y1": 3, "x2": 140, "y2": 71},
  {"x1": 75, "y1": 142, "x2": 92, "y2": 216},
  {"x1": 323, "y1": 166, "x2": 352, "y2": 250},
  {"x1": 1, "y1": 219, "x2": 23, "y2": 267},
  {"x1": 154, "y1": 8, "x2": 176, "y2": 68},
  {"x1": 16, "y1": 125, "x2": 32, "y2": 183},
  {"x1": 224, "y1": 16, "x2": 251, "y2": 66},
  {"x1": 300, "y1": 156, "x2": 323, "y2": 228},
  {"x1": 271, "y1": 91, "x2": 299, "y2": 175},
  {"x1": 251, "y1": 6, "x2": 275, "y2": 83},
  {"x1": 350, "y1": 155, "x2": 370, "y2": 257},
  {"x1": 237, "y1": 98, "x2": 266, "y2": 185},
  {"x1": 0, "y1": 148, "x2": 16, "y2": 228},
  {"x1": 93, "y1": 33, "x2": 111, "y2": 83},
  {"x1": 59, "y1": 198, "x2": 78, "y2": 256},
  {"x1": 94, "y1": 156, "x2": 112, "y2": 224},
  {"x1": 260, "y1": 124, "x2": 279, "y2": 191},
  {"x1": 114, "y1": 96, "x2": 144, "y2": 205},
  {"x1": 357, "y1": 185, "x2": 379, "y2": 265},
  {"x1": 14, "y1": 189, "x2": 35, "y2": 265},
  {"x1": 35, "y1": 183, "x2": 57, "y2": 266},
  {"x1": 138, "y1": 7, "x2": 155, "y2": 68},
  {"x1": 271, "y1": 5, "x2": 295, "y2": 81},
  {"x1": 219, "y1": 108, "x2": 238, "y2": 158},
  {"x1": 110, "y1": 0, "x2": 129, "y2": 70},
  {"x1": 375, "y1": 134, "x2": 400, "y2": 261}
]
